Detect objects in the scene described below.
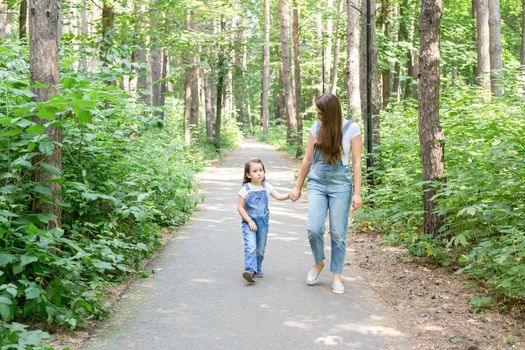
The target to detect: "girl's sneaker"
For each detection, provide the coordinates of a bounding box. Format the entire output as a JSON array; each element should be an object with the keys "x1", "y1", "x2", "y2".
[
  {"x1": 243, "y1": 271, "x2": 256, "y2": 283},
  {"x1": 331, "y1": 280, "x2": 345, "y2": 294},
  {"x1": 306, "y1": 264, "x2": 324, "y2": 285},
  {"x1": 255, "y1": 271, "x2": 264, "y2": 278}
]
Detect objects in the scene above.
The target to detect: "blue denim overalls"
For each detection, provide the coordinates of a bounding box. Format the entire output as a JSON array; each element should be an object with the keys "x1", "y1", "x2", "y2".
[
  {"x1": 241, "y1": 181, "x2": 270, "y2": 275},
  {"x1": 306, "y1": 120, "x2": 353, "y2": 274}
]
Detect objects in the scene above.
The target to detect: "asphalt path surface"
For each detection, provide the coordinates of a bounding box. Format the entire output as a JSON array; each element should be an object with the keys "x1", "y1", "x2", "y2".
[{"x1": 83, "y1": 139, "x2": 411, "y2": 350}]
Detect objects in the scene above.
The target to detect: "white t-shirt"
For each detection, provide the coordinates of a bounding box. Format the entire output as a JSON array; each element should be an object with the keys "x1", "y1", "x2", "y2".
[
  {"x1": 238, "y1": 182, "x2": 275, "y2": 199},
  {"x1": 310, "y1": 120, "x2": 361, "y2": 166}
]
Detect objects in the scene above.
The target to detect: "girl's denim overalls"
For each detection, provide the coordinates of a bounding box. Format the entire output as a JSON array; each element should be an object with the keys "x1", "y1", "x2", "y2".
[
  {"x1": 241, "y1": 182, "x2": 270, "y2": 275},
  {"x1": 306, "y1": 121, "x2": 353, "y2": 274}
]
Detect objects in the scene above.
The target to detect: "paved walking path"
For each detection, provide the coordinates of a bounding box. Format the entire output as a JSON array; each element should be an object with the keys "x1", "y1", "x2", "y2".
[{"x1": 83, "y1": 139, "x2": 411, "y2": 350}]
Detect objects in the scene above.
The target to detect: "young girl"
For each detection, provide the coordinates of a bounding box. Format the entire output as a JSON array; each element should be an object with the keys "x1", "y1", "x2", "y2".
[{"x1": 237, "y1": 159, "x2": 290, "y2": 283}]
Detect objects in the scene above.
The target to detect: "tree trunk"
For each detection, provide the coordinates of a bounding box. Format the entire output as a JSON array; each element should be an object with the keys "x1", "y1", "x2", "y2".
[
  {"x1": 204, "y1": 69, "x2": 214, "y2": 141},
  {"x1": 418, "y1": 0, "x2": 445, "y2": 237},
  {"x1": 488, "y1": 0, "x2": 503, "y2": 96},
  {"x1": 330, "y1": 0, "x2": 344, "y2": 94},
  {"x1": 19, "y1": 0, "x2": 27, "y2": 39},
  {"x1": 0, "y1": 1, "x2": 7, "y2": 38},
  {"x1": 79, "y1": 0, "x2": 88, "y2": 71},
  {"x1": 29, "y1": 0, "x2": 61, "y2": 228},
  {"x1": 101, "y1": 1, "x2": 114, "y2": 56},
  {"x1": 380, "y1": 0, "x2": 392, "y2": 107},
  {"x1": 360, "y1": 0, "x2": 381, "y2": 150},
  {"x1": 326, "y1": 0, "x2": 334, "y2": 88},
  {"x1": 215, "y1": 19, "x2": 226, "y2": 149},
  {"x1": 150, "y1": 47, "x2": 162, "y2": 110},
  {"x1": 345, "y1": 0, "x2": 361, "y2": 120},
  {"x1": 522, "y1": 0, "x2": 525, "y2": 67},
  {"x1": 158, "y1": 48, "x2": 168, "y2": 119},
  {"x1": 261, "y1": 0, "x2": 270, "y2": 134},
  {"x1": 278, "y1": 0, "x2": 296, "y2": 146},
  {"x1": 292, "y1": 0, "x2": 303, "y2": 157},
  {"x1": 475, "y1": 0, "x2": 491, "y2": 101}
]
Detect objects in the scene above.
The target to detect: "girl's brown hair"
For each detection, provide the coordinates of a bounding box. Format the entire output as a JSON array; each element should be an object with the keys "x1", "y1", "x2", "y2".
[
  {"x1": 243, "y1": 159, "x2": 266, "y2": 184},
  {"x1": 314, "y1": 93, "x2": 343, "y2": 165}
]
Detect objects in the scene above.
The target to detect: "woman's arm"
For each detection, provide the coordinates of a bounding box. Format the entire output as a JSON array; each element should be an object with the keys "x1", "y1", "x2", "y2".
[
  {"x1": 351, "y1": 135, "x2": 362, "y2": 210},
  {"x1": 237, "y1": 196, "x2": 257, "y2": 231},
  {"x1": 290, "y1": 134, "x2": 315, "y2": 201}
]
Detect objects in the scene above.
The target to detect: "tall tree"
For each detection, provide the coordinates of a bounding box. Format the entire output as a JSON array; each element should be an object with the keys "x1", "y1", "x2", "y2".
[
  {"x1": 79, "y1": 0, "x2": 89, "y2": 72},
  {"x1": 0, "y1": 1, "x2": 7, "y2": 38},
  {"x1": 330, "y1": 0, "x2": 344, "y2": 94},
  {"x1": 261, "y1": 0, "x2": 270, "y2": 134},
  {"x1": 278, "y1": 0, "x2": 296, "y2": 146},
  {"x1": 325, "y1": 0, "x2": 334, "y2": 87},
  {"x1": 418, "y1": 0, "x2": 445, "y2": 237},
  {"x1": 29, "y1": 0, "x2": 62, "y2": 227},
  {"x1": 522, "y1": 0, "x2": 525, "y2": 68},
  {"x1": 345, "y1": 0, "x2": 361, "y2": 119},
  {"x1": 292, "y1": 0, "x2": 303, "y2": 157},
  {"x1": 19, "y1": 0, "x2": 27, "y2": 39},
  {"x1": 215, "y1": 18, "x2": 226, "y2": 148},
  {"x1": 475, "y1": 0, "x2": 492, "y2": 100},
  {"x1": 488, "y1": 0, "x2": 503, "y2": 96}
]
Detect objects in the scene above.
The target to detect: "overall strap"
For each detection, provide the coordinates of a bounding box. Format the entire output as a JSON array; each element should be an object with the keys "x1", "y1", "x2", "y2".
[
  {"x1": 342, "y1": 119, "x2": 352, "y2": 135},
  {"x1": 262, "y1": 181, "x2": 266, "y2": 188},
  {"x1": 244, "y1": 183, "x2": 250, "y2": 191}
]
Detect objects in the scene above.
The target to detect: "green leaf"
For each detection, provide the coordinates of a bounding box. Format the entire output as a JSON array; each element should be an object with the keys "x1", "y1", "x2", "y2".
[
  {"x1": 40, "y1": 162, "x2": 62, "y2": 175},
  {"x1": 0, "y1": 128, "x2": 22, "y2": 137},
  {"x1": 20, "y1": 255, "x2": 38, "y2": 267},
  {"x1": 24, "y1": 285, "x2": 41, "y2": 300},
  {"x1": 92, "y1": 260, "x2": 114, "y2": 272},
  {"x1": 36, "y1": 106, "x2": 57, "y2": 120},
  {"x1": 26, "y1": 124, "x2": 46, "y2": 135},
  {"x1": 0, "y1": 304, "x2": 12, "y2": 322},
  {"x1": 38, "y1": 139, "x2": 55, "y2": 155},
  {"x1": 0, "y1": 253, "x2": 15, "y2": 266},
  {"x1": 26, "y1": 223, "x2": 40, "y2": 234},
  {"x1": 74, "y1": 107, "x2": 92, "y2": 123},
  {"x1": 36, "y1": 213, "x2": 56, "y2": 224}
]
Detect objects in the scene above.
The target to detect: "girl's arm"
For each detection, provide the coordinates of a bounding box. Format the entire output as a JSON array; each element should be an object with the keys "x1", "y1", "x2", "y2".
[
  {"x1": 237, "y1": 196, "x2": 257, "y2": 231},
  {"x1": 270, "y1": 189, "x2": 290, "y2": 201},
  {"x1": 351, "y1": 135, "x2": 362, "y2": 210},
  {"x1": 290, "y1": 134, "x2": 315, "y2": 201}
]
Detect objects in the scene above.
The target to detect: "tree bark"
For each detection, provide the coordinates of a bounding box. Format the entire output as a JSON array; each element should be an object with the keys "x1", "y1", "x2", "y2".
[
  {"x1": 150, "y1": 47, "x2": 162, "y2": 110},
  {"x1": 215, "y1": 19, "x2": 226, "y2": 149},
  {"x1": 278, "y1": 0, "x2": 296, "y2": 146},
  {"x1": 522, "y1": 0, "x2": 525, "y2": 67},
  {"x1": 204, "y1": 68, "x2": 215, "y2": 141},
  {"x1": 29, "y1": 0, "x2": 62, "y2": 228},
  {"x1": 292, "y1": 0, "x2": 303, "y2": 157},
  {"x1": 488, "y1": 0, "x2": 503, "y2": 96},
  {"x1": 345, "y1": 0, "x2": 361, "y2": 120},
  {"x1": 330, "y1": 0, "x2": 344, "y2": 94},
  {"x1": 79, "y1": 0, "x2": 88, "y2": 71},
  {"x1": 158, "y1": 47, "x2": 168, "y2": 119},
  {"x1": 475, "y1": 0, "x2": 491, "y2": 101},
  {"x1": 418, "y1": 0, "x2": 445, "y2": 237},
  {"x1": 261, "y1": 0, "x2": 270, "y2": 134},
  {"x1": 326, "y1": 0, "x2": 334, "y2": 88},
  {"x1": 19, "y1": 0, "x2": 27, "y2": 39},
  {"x1": 360, "y1": 0, "x2": 381, "y2": 149},
  {"x1": 0, "y1": 1, "x2": 7, "y2": 38}
]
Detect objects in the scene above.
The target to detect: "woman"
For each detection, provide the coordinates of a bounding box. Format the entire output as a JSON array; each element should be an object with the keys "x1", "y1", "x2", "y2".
[{"x1": 289, "y1": 93, "x2": 362, "y2": 294}]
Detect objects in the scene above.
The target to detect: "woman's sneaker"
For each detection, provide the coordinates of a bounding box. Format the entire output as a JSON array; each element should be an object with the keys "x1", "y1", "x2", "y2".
[
  {"x1": 306, "y1": 264, "x2": 324, "y2": 285},
  {"x1": 331, "y1": 280, "x2": 345, "y2": 294},
  {"x1": 243, "y1": 271, "x2": 256, "y2": 283}
]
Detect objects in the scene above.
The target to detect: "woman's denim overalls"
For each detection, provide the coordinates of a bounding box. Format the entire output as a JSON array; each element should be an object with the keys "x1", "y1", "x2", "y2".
[
  {"x1": 307, "y1": 121, "x2": 353, "y2": 274},
  {"x1": 241, "y1": 182, "x2": 270, "y2": 275}
]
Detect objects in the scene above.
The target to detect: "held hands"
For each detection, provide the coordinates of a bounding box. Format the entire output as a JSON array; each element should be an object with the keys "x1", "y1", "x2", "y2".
[{"x1": 289, "y1": 187, "x2": 301, "y2": 202}]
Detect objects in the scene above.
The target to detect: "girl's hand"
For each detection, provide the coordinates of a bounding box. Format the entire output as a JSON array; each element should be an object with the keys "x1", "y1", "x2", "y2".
[
  {"x1": 249, "y1": 221, "x2": 257, "y2": 231},
  {"x1": 352, "y1": 194, "x2": 362, "y2": 211},
  {"x1": 289, "y1": 187, "x2": 301, "y2": 202}
]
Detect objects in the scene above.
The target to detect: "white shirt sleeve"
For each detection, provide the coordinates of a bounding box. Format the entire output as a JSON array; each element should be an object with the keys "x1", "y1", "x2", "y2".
[
  {"x1": 265, "y1": 182, "x2": 274, "y2": 196},
  {"x1": 238, "y1": 185, "x2": 249, "y2": 198},
  {"x1": 310, "y1": 120, "x2": 321, "y2": 136}
]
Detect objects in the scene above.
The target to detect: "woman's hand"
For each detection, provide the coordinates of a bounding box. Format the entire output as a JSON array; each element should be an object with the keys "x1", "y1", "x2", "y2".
[
  {"x1": 352, "y1": 194, "x2": 362, "y2": 211},
  {"x1": 289, "y1": 187, "x2": 301, "y2": 202},
  {"x1": 248, "y1": 220, "x2": 257, "y2": 231}
]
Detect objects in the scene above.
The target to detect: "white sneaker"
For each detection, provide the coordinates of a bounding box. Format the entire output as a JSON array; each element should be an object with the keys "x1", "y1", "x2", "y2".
[
  {"x1": 306, "y1": 264, "x2": 324, "y2": 285},
  {"x1": 331, "y1": 280, "x2": 345, "y2": 294}
]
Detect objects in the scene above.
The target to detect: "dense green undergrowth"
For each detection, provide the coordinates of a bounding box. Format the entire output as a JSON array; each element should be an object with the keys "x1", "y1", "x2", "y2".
[
  {"x1": 0, "y1": 41, "x2": 240, "y2": 348},
  {"x1": 263, "y1": 73, "x2": 525, "y2": 309}
]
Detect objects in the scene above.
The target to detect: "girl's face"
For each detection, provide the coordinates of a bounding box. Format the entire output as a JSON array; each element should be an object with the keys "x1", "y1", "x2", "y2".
[{"x1": 247, "y1": 162, "x2": 265, "y2": 185}]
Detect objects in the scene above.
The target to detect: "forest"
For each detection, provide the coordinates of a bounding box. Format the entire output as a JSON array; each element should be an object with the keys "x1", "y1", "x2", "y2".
[{"x1": 0, "y1": 0, "x2": 524, "y2": 348}]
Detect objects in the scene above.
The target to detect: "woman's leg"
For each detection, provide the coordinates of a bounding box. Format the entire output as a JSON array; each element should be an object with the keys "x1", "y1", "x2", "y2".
[
  {"x1": 328, "y1": 189, "x2": 352, "y2": 275},
  {"x1": 242, "y1": 222, "x2": 257, "y2": 273},
  {"x1": 307, "y1": 189, "x2": 329, "y2": 265}
]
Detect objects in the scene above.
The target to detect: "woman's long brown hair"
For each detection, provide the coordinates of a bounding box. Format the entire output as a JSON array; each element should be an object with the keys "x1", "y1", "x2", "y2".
[{"x1": 314, "y1": 93, "x2": 343, "y2": 165}]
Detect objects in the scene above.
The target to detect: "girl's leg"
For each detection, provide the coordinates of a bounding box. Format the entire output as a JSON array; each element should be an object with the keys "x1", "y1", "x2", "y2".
[
  {"x1": 242, "y1": 222, "x2": 257, "y2": 273},
  {"x1": 307, "y1": 189, "x2": 329, "y2": 265},
  {"x1": 327, "y1": 189, "x2": 352, "y2": 275},
  {"x1": 255, "y1": 217, "x2": 269, "y2": 274}
]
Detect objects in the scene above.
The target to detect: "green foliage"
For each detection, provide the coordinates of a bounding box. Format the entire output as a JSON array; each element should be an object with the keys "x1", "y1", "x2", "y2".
[
  {"x1": 1, "y1": 38, "x2": 238, "y2": 347},
  {"x1": 358, "y1": 74, "x2": 525, "y2": 302}
]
